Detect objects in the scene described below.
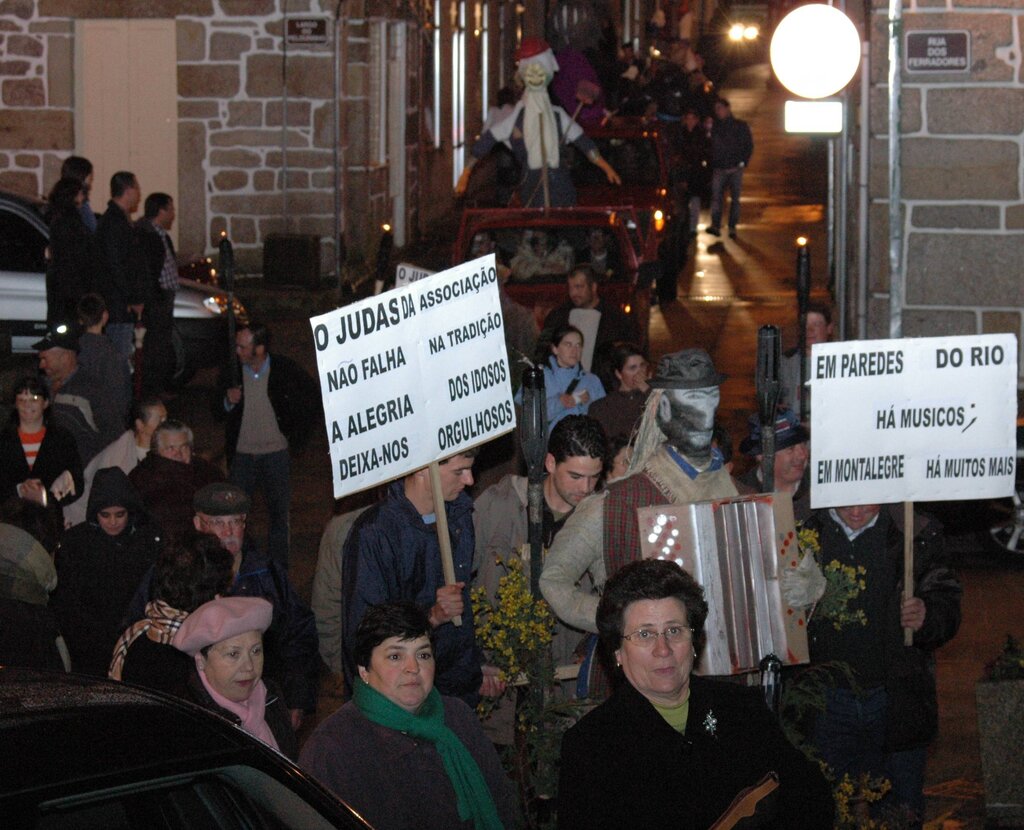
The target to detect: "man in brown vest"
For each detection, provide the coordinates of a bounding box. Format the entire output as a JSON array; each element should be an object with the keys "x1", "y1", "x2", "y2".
[{"x1": 539, "y1": 348, "x2": 737, "y2": 634}]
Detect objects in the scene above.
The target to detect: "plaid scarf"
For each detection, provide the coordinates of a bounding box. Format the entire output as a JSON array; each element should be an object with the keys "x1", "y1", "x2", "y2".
[{"x1": 108, "y1": 599, "x2": 188, "y2": 681}]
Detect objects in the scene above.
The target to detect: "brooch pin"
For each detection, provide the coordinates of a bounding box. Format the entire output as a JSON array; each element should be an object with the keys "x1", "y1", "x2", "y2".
[{"x1": 703, "y1": 710, "x2": 718, "y2": 737}]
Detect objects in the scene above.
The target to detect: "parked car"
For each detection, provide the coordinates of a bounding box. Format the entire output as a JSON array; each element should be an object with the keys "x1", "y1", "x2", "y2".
[
  {"x1": 0, "y1": 189, "x2": 247, "y2": 384},
  {"x1": 453, "y1": 205, "x2": 657, "y2": 347},
  {"x1": 0, "y1": 668, "x2": 373, "y2": 829}
]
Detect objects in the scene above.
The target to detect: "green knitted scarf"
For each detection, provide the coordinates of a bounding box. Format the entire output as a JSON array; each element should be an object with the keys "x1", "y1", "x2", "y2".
[{"x1": 352, "y1": 681, "x2": 504, "y2": 830}]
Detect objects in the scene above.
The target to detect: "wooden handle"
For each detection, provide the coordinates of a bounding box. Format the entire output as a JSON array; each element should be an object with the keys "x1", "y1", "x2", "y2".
[
  {"x1": 903, "y1": 501, "x2": 914, "y2": 647},
  {"x1": 710, "y1": 772, "x2": 779, "y2": 830},
  {"x1": 428, "y1": 462, "x2": 462, "y2": 627}
]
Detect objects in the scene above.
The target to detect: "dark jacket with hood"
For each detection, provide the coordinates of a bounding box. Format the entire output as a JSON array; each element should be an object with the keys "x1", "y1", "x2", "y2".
[{"x1": 50, "y1": 467, "x2": 164, "y2": 676}]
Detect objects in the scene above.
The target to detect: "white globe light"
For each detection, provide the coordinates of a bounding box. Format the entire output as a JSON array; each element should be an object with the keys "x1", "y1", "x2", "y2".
[{"x1": 770, "y1": 4, "x2": 861, "y2": 99}]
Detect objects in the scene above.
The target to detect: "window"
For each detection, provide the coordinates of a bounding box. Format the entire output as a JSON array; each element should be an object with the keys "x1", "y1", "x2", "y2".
[
  {"x1": 370, "y1": 20, "x2": 388, "y2": 165},
  {"x1": 33, "y1": 765, "x2": 353, "y2": 830},
  {"x1": 452, "y1": 0, "x2": 468, "y2": 187},
  {"x1": 432, "y1": 0, "x2": 442, "y2": 149},
  {"x1": 0, "y1": 207, "x2": 47, "y2": 273},
  {"x1": 480, "y1": 2, "x2": 489, "y2": 123}
]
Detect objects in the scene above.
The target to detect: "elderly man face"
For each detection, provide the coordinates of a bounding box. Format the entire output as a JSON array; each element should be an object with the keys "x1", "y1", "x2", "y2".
[
  {"x1": 194, "y1": 512, "x2": 247, "y2": 557},
  {"x1": 657, "y1": 386, "x2": 719, "y2": 461},
  {"x1": 157, "y1": 430, "x2": 192, "y2": 465}
]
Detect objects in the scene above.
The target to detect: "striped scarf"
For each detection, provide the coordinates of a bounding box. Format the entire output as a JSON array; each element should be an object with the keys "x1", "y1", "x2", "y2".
[{"x1": 109, "y1": 599, "x2": 188, "y2": 681}]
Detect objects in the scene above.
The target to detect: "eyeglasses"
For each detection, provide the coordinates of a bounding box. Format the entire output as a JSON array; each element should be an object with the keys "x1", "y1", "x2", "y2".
[
  {"x1": 621, "y1": 626, "x2": 694, "y2": 647},
  {"x1": 16, "y1": 394, "x2": 44, "y2": 403}
]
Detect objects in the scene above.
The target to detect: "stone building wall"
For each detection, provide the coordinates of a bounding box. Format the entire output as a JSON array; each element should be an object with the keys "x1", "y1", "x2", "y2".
[
  {"x1": 0, "y1": 0, "x2": 403, "y2": 276},
  {"x1": 859, "y1": 2, "x2": 1024, "y2": 368}
]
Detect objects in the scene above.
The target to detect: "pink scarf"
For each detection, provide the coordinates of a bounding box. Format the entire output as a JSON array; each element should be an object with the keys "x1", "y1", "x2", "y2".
[{"x1": 196, "y1": 657, "x2": 279, "y2": 751}]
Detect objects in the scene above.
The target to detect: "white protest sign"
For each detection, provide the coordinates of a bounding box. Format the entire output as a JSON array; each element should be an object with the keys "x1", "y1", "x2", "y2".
[
  {"x1": 395, "y1": 262, "x2": 435, "y2": 288},
  {"x1": 809, "y1": 333, "x2": 1017, "y2": 508},
  {"x1": 311, "y1": 254, "x2": 516, "y2": 499}
]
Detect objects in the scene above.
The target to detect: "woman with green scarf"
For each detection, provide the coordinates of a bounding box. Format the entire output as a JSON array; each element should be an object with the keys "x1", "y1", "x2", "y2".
[{"x1": 300, "y1": 602, "x2": 517, "y2": 829}]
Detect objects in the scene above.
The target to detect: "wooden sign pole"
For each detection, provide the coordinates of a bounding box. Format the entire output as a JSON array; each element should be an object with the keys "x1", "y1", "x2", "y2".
[
  {"x1": 903, "y1": 500, "x2": 914, "y2": 646},
  {"x1": 429, "y1": 461, "x2": 462, "y2": 627}
]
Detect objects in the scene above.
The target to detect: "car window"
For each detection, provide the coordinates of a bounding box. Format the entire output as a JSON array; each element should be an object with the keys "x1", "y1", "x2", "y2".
[
  {"x1": 0, "y1": 208, "x2": 47, "y2": 273},
  {"x1": 31, "y1": 766, "x2": 352, "y2": 830}
]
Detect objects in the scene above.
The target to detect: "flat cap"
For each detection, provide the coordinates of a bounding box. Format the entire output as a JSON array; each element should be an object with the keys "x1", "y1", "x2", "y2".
[
  {"x1": 648, "y1": 348, "x2": 726, "y2": 390},
  {"x1": 193, "y1": 482, "x2": 251, "y2": 516},
  {"x1": 172, "y1": 597, "x2": 273, "y2": 656}
]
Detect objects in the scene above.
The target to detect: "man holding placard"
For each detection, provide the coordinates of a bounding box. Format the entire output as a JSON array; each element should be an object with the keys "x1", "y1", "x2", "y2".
[
  {"x1": 341, "y1": 450, "x2": 501, "y2": 707},
  {"x1": 800, "y1": 502, "x2": 961, "y2": 825},
  {"x1": 801, "y1": 332, "x2": 1014, "y2": 825}
]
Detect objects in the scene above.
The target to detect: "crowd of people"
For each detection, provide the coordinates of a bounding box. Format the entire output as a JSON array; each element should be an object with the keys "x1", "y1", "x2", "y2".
[{"x1": 0, "y1": 35, "x2": 963, "y2": 826}]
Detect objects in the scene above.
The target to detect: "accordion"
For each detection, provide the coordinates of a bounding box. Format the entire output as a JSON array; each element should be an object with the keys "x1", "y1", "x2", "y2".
[{"x1": 636, "y1": 492, "x2": 809, "y2": 676}]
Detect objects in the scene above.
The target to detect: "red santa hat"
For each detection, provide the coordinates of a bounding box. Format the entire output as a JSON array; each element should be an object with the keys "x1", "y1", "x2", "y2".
[{"x1": 515, "y1": 36, "x2": 559, "y2": 78}]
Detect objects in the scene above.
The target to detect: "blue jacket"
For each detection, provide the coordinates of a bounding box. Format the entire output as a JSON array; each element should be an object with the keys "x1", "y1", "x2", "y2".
[
  {"x1": 124, "y1": 539, "x2": 320, "y2": 713},
  {"x1": 541, "y1": 356, "x2": 606, "y2": 435},
  {"x1": 342, "y1": 481, "x2": 482, "y2": 706}
]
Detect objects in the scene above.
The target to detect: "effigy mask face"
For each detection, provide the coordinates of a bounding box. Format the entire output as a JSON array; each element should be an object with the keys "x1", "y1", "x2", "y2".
[
  {"x1": 657, "y1": 386, "x2": 719, "y2": 460},
  {"x1": 520, "y1": 61, "x2": 552, "y2": 89}
]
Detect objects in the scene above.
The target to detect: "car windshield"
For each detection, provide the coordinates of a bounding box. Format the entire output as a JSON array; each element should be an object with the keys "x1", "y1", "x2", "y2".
[
  {"x1": 0, "y1": 207, "x2": 47, "y2": 273},
  {"x1": 467, "y1": 225, "x2": 626, "y2": 283},
  {"x1": 568, "y1": 136, "x2": 663, "y2": 189}
]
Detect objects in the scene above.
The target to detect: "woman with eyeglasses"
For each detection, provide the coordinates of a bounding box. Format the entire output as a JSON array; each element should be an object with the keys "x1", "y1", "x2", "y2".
[
  {"x1": 557, "y1": 558, "x2": 833, "y2": 829},
  {"x1": 0, "y1": 375, "x2": 83, "y2": 550}
]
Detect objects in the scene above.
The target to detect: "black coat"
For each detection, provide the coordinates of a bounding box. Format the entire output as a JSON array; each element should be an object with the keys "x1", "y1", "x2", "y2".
[
  {"x1": 124, "y1": 539, "x2": 320, "y2": 714},
  {"x1": 0, "y1": 417, "x2": 83, "y2": 506},
  {"x1": 46, "y1": 208, "x2": 103, "y2": 323},
  {"x1": 95, "y1": 200, "x2": 146, "y2": 323},
  {"x1": 50, "y1": 468, "x2": 164, "y2": 677},
  {"x1": 558, "y1": 677, "x2": 834, "y2": 830}
]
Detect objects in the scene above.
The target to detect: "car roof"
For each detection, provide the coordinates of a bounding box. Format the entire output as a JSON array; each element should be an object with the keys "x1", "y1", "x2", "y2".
[
  {"x1": 0, "y1": 669, "x2": 272, "y2": 798},
  {"x1": 0, "y1": 188, "x2": 48, "y2": 234}
]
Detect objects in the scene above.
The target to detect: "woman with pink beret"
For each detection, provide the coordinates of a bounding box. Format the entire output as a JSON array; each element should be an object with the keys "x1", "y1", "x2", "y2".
[{"x1": 173, "y1": 596, "x2": 297, "y2": 757}]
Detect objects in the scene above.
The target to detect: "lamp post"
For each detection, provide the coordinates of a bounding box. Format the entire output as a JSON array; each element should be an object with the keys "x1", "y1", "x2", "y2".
[{"x1": 770, "y1": 5, "x2": 861, "y2": 334}]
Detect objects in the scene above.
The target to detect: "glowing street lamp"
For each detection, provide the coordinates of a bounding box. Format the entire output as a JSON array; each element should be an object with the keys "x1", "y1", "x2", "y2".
[{"x1": 769, "y1": 4, "x2": 860, "y2": 99}]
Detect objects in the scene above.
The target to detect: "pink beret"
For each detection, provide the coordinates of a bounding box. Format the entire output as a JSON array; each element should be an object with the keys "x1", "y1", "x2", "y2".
[{"x1": 172, "y1": 597, "x2": 273, "y2": 656}]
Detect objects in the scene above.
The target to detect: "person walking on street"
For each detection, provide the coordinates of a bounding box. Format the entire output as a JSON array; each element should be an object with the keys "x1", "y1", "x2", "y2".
[{"x1": 707, "y1": 98, "x2": 753, "y2": 239}]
